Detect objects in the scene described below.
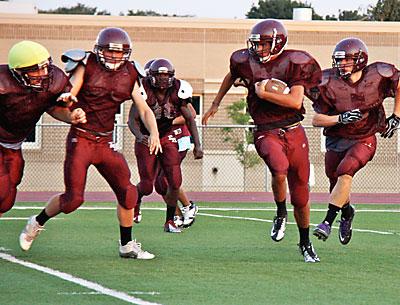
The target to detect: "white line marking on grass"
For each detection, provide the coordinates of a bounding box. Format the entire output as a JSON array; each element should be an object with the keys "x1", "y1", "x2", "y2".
[
  {"x1": 12, "y1": 206, "x2": 400, "y2": 213},
  {"x1": 58, "y1": 291, "x2": 160, "y2": 296},
  {"x1": 0, "y1": 252, "x2": 162, "y2": 305},
  {"x1": 0, "y1": 217, "x2": 64, "y2": 221},
  {"x1": 198, "y1": 213, "x2": 398, "y2": 236}
]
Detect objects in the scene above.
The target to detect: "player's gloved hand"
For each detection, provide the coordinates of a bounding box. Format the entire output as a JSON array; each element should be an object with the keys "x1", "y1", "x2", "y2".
[
  {"x1": 381, "y1": 113, "x2": 400, "y2": 138},
  {"x1": 338, "y1": 109, "x2": 362, "y2": 124}
]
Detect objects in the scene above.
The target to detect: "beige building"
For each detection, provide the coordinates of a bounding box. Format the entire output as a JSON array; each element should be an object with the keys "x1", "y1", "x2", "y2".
[{"x1": 0, "y1": 14, "x2": 399, "y2": 193}]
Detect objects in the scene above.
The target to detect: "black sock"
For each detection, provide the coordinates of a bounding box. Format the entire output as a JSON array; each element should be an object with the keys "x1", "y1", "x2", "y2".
[
  {"x1": 36, "y1": 209, "x2": 51, "y2": 226},
  {"x1": 120, "y1": 226, "x2": 132, "y2": 246},
  {"x1": 298, "y1": 227, "x2": 310, "y2": 246},
  {"x1": 166, "y1": 205, "x2": 175, "y2": 222},
  {"x1": 341, "y1": 203, "x2": 352, "y2": 219},
  {"x1": 275, "y1": 199, "x2": 287, "y2": 217},
  {"x1": 324, "y1": 203, "x2": 341, "y2": 226}
]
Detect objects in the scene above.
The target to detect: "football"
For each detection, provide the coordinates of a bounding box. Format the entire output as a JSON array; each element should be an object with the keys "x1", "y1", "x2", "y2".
[{"x1": 264, "y1": 78, "x2": 290, "y2": 94}]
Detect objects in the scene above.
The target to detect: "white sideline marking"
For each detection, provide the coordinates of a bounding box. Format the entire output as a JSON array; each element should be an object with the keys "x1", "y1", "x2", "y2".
[
  {"x1": 0, "y1": 253, "x2": 162, "y2": 305},
  {"x1": 12, "y1": 206, "x2": 400, "y2": 213},
  {"x1": 0, "y1": 217, "x2": 64, "y2": 221},
  {"x1": 58, "y1": 291, "x2": 160, "y2": 296},
  {"x1": 198, "y1": 213, "x2": 398, "y2": 236}
]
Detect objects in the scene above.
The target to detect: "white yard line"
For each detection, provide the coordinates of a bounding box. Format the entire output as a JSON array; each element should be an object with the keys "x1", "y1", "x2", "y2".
[
  {"x1": 0, "y1": 253, "x2": 162, "y2": 305},
  {"x1": 57, "y1": 291, "x2": 160, "y2": 296},
  {"x1": 198, "y1": 213, "x2": 398, "y2": 236},
  {"x1": 11, "y1": 206, "x2": 400, "y2": 213}
]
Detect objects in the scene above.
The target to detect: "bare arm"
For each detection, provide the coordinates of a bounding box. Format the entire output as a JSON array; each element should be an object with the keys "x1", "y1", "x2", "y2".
[
  {"x1": 127, "y1": 104, "x2": 148, "y2": 145},
  {"x1": 173, "y1": 103, "x2": 196, "y2": 125},
  {"x1": 131, "y1": 81, "x2": 161, "y2": 154},
  {"x1": 254, "y1": 83, "x2": 304, "y2": 110},
  {"x1": 202, "y1": 71, "x2": 236, "y2": 125},
  {"x1": 312, "y1": 112, "x2": 340, "y2": 127},
  {"x1": 181, "y1": 104, "x2": 203, "y2": 159},
  {"x1": 47, "y1": 106, "x2": 86, "y2": 124}
]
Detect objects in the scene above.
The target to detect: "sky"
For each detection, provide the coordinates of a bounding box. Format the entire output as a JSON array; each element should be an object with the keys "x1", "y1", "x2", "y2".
[{"x1": 13, "y1": 0, "x2": 378, "y2": 18}]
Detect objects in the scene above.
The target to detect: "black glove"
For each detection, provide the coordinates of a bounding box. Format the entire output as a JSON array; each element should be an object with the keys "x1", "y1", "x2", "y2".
[
  {"x1": 381, "y1": 113, "x2": 400, "y2": 138},
  {"x1": 338, "y1": 109, "x2": 362, "y2": 124}
]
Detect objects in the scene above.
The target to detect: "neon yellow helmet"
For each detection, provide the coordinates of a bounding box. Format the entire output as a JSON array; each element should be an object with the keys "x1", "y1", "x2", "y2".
[{"x1": 8, "y1": 40, "x2": 53, "y2": 91}]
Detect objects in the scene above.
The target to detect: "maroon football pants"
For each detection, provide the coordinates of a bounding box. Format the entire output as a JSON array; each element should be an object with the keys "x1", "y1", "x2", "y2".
[
  {"x1": 254, "y1": 125, "x2": 310, "y2": 208},
  {"x1": 0, "y1": 146, "x2": 24, "y2": 213},
  {"x1": 135, "y1": 139, "x2": 183, "y2": 198},
  {"x1": 59, "y1": 129, "x2": 137, "y2": 214},
  {"x1": 325, "y1": 135, "x2": 377, "y2": 192}
]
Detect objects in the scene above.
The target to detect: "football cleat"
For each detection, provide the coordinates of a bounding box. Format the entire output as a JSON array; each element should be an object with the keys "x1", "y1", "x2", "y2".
[
  {"x1": 182, "y1": 201, "x2": 198, "y2": 228},
  {"x1": 313, "y1": 221, "x2": 331, "y2": 241},
  {"x1": 298, "y1": 242, "x2": 320, "y2": 263},
  {"x1": 270, "y1": 215, "x2": 287, "y2": 242},
  {"x1": 338, "y1": 205, "x2": 355, "y2": 245},
  {"x1": 19, "y1": 215, "x2": 44, "y2": 251},
  {"x1": 173, "y1": 215, "x2": 184, "y2": 227},
  {"x1": 164, "y1": 220, "x2": 182, "y2": 233},
  {"x1": 119, "y1": 240, "x2": 155, "y2": 259}
]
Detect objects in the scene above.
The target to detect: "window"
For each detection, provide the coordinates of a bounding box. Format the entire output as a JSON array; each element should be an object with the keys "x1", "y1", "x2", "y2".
[{"x1": 22, "y1": 117, "x2": 42, "y2": 149}]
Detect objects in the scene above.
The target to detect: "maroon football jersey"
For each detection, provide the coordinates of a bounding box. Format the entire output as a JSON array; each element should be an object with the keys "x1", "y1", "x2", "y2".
[
  {"x1": 71, "y1": 52, "x2": 139, "y2": 133},
  {"x1": 139, "y1": 78, "x2": 188, "y2": 137},
  {"x1": 230, "y1": 48, "x2": 321, "y2": 128},
  {"x1": 312, "y1": 62, "x2": 399, "y2": 139},
  {"x1": 0, "y1": 65, "x2": 71, "y2": 143}
]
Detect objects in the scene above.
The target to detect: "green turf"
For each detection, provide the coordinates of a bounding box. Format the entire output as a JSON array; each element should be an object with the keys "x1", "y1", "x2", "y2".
[{"x1": 1, "y1": 202, "x2": 399, "y2": 305}]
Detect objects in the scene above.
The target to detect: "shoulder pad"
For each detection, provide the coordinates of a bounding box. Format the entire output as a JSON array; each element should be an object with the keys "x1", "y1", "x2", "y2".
[
  {"x1": 61, "y1": 49, "x2": 89, "y2": 73},
  {"x1": 374, "y1": 62, "x2": 396, "y2": 78},
  {"x1": 178, "y1": 80, "x2": 193, "y2": 99},
  {"x1": 132, "y1": 61, "x2": 146, "y2": 78},
  {"x1": 230, "y1": 49, "x2": 250, "y2": 65},
  {"x1": 287, "y1": 50, "x2": 315, "y2": 65}
]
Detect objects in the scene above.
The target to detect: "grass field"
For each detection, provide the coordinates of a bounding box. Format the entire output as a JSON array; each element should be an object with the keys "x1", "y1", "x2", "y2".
[{"x1": 1, "y1": 201, "x2": 399, "y2": 305}]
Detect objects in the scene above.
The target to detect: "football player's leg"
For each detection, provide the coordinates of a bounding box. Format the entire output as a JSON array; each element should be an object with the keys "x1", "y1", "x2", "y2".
[
  {"x1": 159, "y1": 143, "x2": 182, "y2": 233},
  {"x1": 255, "y1": 132, "x2": 288, "y2": 242},
  {"x1": 0, "y1": 147, "x2": 24, "y2": 215},
  {"x1": 135, "y1": 141, "x2": 158, "y2": 197}
]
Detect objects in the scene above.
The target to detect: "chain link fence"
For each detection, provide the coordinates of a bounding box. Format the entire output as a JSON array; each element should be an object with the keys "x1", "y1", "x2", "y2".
[{"x1": 19, "y1": 123, "x2": 400, "y2": 194}]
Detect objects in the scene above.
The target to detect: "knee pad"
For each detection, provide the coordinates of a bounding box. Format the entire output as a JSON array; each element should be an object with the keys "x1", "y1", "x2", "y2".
[
  {"x1": 155, "y1": 175, "x2": 168, "y2": 196},
  {"x1": 289, "y1": 183, "x2": 309, "y2": 208},
  {"x1": 137, "y1": 180, "x2": 154, "y2": 196},
  {"x1": 120, "y1": 184, "x2": 138, "y2": 210},
  {"x1": 60, "y1": 193, "x2": 84, "y2": 214},
  {"x1": 337, "y1": 156, "x2": 362, "y2": 177}
]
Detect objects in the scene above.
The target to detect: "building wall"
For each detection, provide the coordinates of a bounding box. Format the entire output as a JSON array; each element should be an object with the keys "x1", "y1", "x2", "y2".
[{"x1": 1, "y1": 14, "x2": 399, "y2": 193}]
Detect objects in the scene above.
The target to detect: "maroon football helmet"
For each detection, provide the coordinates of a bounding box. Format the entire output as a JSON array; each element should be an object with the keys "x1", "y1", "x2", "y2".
[
  {"x1": 149, "y1": 58, "x2": 175, "y2": 89},
  {"x1": 332, "y1": 38, "x2": 368, "y2": 78},
  {"x1": 144, "y1": 59, "x2": 155, "y2": 76},
  {"x1": 247, "y1": 19, "x2": 288, "y2": 63},
  {"x1": 94, "y1": 27, "x2": 132, "y2": 71}
]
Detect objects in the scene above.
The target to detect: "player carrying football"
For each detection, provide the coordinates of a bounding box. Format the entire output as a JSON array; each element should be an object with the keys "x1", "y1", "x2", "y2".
[
  {"x1": 311, "y1": 37, "x2": 400, "y2": 245},
  {"x1": 202, "y1": 19, "x2": 322, "y2": 262}
]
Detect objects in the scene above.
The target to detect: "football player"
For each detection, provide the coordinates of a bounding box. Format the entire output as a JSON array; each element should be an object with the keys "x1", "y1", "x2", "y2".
[
  {"x1": 19, "y1": 28, "x2": 161, "y2": 259},
  {"x1": 311, "y1": 37, "x2": 400, "y2": 245},
  {"x1": 0, "y1": 40, "x2": 86, "y2": 218},
  {"x1": 128, "y1": 58, "x2": 203, "y2": 233},
  {"x1": 202, "y1": 19, "x2": 322, "y2": 262},
  {"x1": 131, "y1": 59, "x2": 199, "y2": 228}
]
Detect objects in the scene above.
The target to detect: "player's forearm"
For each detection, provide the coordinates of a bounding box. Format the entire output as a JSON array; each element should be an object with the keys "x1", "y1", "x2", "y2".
[
  {"x1": 312, "y1": 113, "x2": 339, "y2": 127},
  {"x1": 47, "y1": 106, "x2": 74, "y2": 123},
  {"x1": 212, "y1": 72, "x2": 235, "y2": 107},
  {"x1": 186, "y1": 118, "x2": 201, "y2": 148},
  {"x1": 141, "y1": 109, "x2": 159, "y2": 137}
]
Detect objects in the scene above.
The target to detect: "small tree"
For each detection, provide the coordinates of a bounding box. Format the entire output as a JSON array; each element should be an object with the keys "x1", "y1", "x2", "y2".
[{"x1": 223, "y1": 99, "x2": 261, "y2": 170}]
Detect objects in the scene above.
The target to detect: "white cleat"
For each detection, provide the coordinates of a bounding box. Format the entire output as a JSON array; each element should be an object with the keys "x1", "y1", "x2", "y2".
[
  {"x1": 173, "y1": 215, "x2": 184, "y2": 227},
  {"x1": 19, "y1": 215, "x2": 44, "y2": 251},
  {"x1": 119, "y1": 240, "x2": 155, "y2": 260},
  {"x1": 182, "y1": 202, "x2": 198, "y2": 228}
]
